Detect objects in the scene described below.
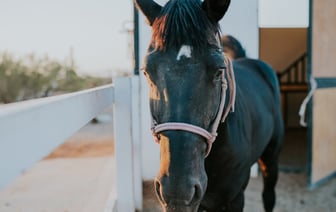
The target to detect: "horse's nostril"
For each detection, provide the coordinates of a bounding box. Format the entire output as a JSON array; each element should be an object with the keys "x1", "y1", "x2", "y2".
[
  {"x1": 191, "y1": 183, "x2": 202, "y2": 205},
  {"x1": 155, "y1": 178, "x2": 204, "y2": 207}
]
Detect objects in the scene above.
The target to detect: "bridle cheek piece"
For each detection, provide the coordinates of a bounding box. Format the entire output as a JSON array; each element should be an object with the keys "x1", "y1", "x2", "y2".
[{"x1": 151, "y1": 56, "x2": 236, "y2": 157}]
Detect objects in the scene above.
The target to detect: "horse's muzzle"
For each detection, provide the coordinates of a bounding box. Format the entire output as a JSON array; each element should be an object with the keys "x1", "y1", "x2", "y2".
[{"x1": 155, "y1": 177, "x2": 203, "y2": 212}]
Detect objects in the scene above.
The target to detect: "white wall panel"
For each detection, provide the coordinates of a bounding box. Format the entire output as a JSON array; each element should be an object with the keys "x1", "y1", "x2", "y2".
[
  {"x1": 220, "y1": 0, "x2": 259, "y2": 59},
  {"x1": 259, "y1": 0, "x2": 309, "y2": 27}
]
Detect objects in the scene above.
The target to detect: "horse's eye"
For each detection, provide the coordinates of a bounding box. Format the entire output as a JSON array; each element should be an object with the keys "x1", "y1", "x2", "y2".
[{"x1": 214, "y1": 68, "x2": 224, "y2": 80}]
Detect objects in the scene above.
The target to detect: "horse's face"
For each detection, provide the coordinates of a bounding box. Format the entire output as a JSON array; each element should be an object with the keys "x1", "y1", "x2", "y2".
[
  {"x1": 135, "y1": 0, "x2": 230, "y2": 211},
  {"x1": 145, "y1": 46, "x2": 225, "y2": 211}
]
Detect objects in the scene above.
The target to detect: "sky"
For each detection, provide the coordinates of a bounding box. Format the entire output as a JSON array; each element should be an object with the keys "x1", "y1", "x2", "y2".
[
  {"x1": 0, "y1": 0, "x2": 134, "y2": 77},
  {"x1": 0, "y1": 0, "x2": 308, "y2": 77}
]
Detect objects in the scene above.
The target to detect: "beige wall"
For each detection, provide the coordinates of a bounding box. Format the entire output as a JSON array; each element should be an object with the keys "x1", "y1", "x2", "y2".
[
  {"x1": 312, "y1": 88, "x2": 336, "y2": 183},
  {"x1": 310, "y1": 0, "x2": 336, "y2": 184},
  {"x1": 259, "y1": 28, "x2": 307, "y2": 72},
  {"x1": 312, "y1": 0, "x2": 336, "y2": 77}
]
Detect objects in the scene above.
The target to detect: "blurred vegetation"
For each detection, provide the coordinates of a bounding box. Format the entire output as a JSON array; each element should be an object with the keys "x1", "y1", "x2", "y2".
[{"x1": 0, "y1": 52, "x2": 112, "y2": 104}]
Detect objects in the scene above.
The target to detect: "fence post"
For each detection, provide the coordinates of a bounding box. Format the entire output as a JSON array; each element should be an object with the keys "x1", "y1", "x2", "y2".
[
  {"x1": 139, "y1": 75, "x2": 160, "y2": 181},
  {"x1": 114, "y1": 77, "x2": 135, "y2": 211},
  {"x1": 131, "y1": 76, "x2": 143, "y2": 210}
]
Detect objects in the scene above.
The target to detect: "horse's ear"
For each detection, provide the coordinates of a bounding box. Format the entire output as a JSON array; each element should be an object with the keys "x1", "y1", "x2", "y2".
[
  {"x1": 202, "y1": 0, "x2": 231, "y2": 22},
  {"x1": 134, "y1": 0, "x2": 162, "y2": 26}
]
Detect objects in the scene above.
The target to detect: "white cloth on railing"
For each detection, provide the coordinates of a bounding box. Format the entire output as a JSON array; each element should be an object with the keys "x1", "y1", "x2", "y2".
[{"x1": 298, "y1": 76, "x2": 317, "y2": 127}]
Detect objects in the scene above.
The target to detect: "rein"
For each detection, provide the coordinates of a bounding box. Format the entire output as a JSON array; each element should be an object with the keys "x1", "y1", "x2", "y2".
[{"x1": 151, "y1": 56, "x2": 236, "y2": 157}]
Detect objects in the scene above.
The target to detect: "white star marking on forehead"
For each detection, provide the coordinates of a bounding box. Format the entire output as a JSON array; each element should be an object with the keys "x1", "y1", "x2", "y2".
[{"x1": 176, "y1": 45, "x2": 192, "y2": 60}]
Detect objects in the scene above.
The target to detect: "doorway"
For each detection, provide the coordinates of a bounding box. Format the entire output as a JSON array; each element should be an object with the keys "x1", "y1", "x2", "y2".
[{"x1": 259, "y1": 28, "x2": 308, "y2": 172}]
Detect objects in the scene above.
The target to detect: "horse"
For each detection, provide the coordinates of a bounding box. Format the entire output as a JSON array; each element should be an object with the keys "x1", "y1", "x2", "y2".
[
  {"x1": 220, "y1": 34, "x2": 246, "y2": 60},
  {"x1": 135, "y1": 0, "x2": 284, "y2": 211}
]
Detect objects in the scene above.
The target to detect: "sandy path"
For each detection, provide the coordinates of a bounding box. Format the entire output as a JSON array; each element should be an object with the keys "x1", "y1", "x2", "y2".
[
  {"x1": 143, "y1": 172, "x2": 336, "y2": 212},
  {"x1": 45, "y1": 112, "x2": 114, "y2": 159}
]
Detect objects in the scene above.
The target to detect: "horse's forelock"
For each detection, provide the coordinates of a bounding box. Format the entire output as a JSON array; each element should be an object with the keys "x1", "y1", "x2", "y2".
[{"x1": 151, "y1": 0, "x2": 219, "y2": 51}]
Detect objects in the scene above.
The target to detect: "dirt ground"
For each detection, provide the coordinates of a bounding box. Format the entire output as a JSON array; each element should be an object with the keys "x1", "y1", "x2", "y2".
[
  {"x1": 142, "y1": 173, "x2": 336, "y2": 212},
  {"x1": 46, "y1": 117, "x2": 336, "y2": 212},
  {"x1": 44, "y1": 118, "x2": 114, "y2": 159}
]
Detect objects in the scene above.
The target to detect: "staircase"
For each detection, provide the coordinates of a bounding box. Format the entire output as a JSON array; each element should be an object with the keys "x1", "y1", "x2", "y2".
[{"x1": 277, "y1": 53, "x2": 308, "y2": 128}]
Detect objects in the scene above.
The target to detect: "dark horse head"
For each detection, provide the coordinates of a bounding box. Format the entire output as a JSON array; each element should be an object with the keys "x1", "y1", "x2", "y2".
[
  {"x1": 135, "y1": 0, "x2": 231, "y2": 211},
  {"x1": 221, "y1": 34, "x2": 246, "y2": 60}
]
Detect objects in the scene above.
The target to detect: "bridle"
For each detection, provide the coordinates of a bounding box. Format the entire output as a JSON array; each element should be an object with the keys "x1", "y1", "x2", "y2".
[{"x1": 151, "y1": 55, "x2": 236, "y2": 157}]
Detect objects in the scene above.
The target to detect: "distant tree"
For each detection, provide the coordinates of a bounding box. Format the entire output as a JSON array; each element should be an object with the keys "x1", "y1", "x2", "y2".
[{"x1": 0, "y1": 52, "x2": 111, "y2": 104}]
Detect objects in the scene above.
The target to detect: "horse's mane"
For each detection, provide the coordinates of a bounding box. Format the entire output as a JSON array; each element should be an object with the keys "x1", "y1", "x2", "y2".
[{"x1": 151, "y1": 0, "x2": 219, "y2": 51}]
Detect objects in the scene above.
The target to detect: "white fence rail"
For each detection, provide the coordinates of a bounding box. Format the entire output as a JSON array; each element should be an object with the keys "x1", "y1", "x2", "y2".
[
  {"x1": 0, "y1": 76, "x2": 148, "y2": 212},
  {"x1": 0, "y1": 84, "x2": 114, "y2": 189},
  {"x1": 0, "y1": 76, "x2": 147, "y2": 212}
]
